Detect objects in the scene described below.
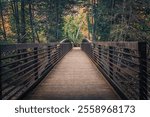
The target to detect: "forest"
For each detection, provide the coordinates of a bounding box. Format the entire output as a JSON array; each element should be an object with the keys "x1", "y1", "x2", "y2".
[
  {"x1": 0, "y1": 0, "x2": 150, "y2": 100},
  {"x1": 0, "y1": 0, "x2": 150, "y2": 44}
]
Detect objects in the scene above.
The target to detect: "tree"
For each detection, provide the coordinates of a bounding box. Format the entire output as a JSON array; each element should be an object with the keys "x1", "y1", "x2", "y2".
[
  {"x1": 0, "y1": 0, "x2": 6, "y2": 40},
  {"x1": 90, "y1": 0, "x2": 150, "y2": 42},
  {"x1": 20, "y1": 0, "x2": 26, "y2": 43},
  {"x1": 29, "y1": 0, "x2": 35, "y2": 43},
  {"x1": 11, "y1": 0, "x2": 21, "y2": 43}
]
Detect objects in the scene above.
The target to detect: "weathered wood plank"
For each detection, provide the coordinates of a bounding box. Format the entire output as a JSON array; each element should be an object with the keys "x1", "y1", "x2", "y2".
[{"x1": 24, "y1": 47, "x2": 120, "y2": 100}]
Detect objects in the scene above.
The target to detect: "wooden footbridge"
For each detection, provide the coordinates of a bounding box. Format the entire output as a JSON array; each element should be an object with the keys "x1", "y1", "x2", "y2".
[
  {"x1": 0, "y1": 40, "x2": 149, "y2": 100},
  {"x1": 24, "y1": 47, "x2": 119, "y2": 100}
]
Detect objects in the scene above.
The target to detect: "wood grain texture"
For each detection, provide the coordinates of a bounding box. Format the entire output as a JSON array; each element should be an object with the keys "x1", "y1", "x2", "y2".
[{"x1": 24, "y1": 47, "x2": 120, "y2": 100}]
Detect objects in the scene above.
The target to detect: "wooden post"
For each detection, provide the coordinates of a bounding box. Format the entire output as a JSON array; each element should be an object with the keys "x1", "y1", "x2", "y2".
[
  {"x1": 0, "y1": 50, "x2": 2, "y2": 99},
  {"x1": 92, "y1": 43, "x2": 95, "y2": 61},
  {"x1": 96, "y1": 44, "x2": 99, "y2": 64},
  {"x1": 34, "y1": 47, "x2": 38, "y2": 80},
  {"x1": 59, "y1": 44, "x2": 62, "y2": 58},
  {"x1": 138, "y1": 42, "x2": 147, "y2": 100},
  {"x1": 90, "y1": 43, "x2": 93, "y2": 57},
  {"x1": 0, "y1": 75, "x2": 2, "y2": 100},
  {"x1": 109, "y1": 46, "x2": 114, "y2": 79},
  {"x1": 98, "y1": 45, "x2": 101, "y2": 62},
  {"x1": 58, "y1": 45, "x2": 61, "y2": 59},
  {"x1": 48, "y1": 46, "x2": 51, "y2": 64},
  {"x1": 61, "y1": 44, "x2": 63, "y2": 56},
  {"x1": 56, "y1": 45, "x2": 59, "y2": 62}
]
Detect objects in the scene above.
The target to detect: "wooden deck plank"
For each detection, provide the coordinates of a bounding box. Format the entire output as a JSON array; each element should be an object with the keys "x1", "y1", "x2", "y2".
[{"x1": 23, "y1": 47, "x2": 120, "y2": 100}]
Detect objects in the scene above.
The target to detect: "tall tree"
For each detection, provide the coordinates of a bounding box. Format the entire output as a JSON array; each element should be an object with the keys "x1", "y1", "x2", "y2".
[
  {"x1": 0, "y1": 0, "x2": 6, "y2": 40},
  {"x1": 20, "y1": 0, "x2": 26, "y2": 43},
  {"x1": 29, "y1": 0, "x2": 35, "y2": 42},
  {"x1": 11, "y1": 0, "x2": 21, "y2": 42}
]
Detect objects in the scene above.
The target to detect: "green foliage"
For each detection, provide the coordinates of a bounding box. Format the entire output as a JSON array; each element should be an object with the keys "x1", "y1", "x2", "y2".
[
  {"x1": 1, "y1": 0, "x2": 86, "y2": 43},
  {"x1": 1, "y1": 0, "x2": 149, "y2": 43},
  {"x1": 63, "y1": 15, "x2": 83, "y2": 44},
  {"x1": 91, "y1": 0, "x2": 150, "y2": 42},
  {"x1": 95, "y1": 3, "x2": 111, "y2": 41},
  {"x1": 86, "y1": 14, "x2": 92, "y2": 35}
]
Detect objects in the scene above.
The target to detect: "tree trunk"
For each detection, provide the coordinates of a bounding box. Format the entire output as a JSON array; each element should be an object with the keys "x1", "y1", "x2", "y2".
[
  {"x1": 35, "y1": 30, "x2": 40, "y2": 43},
  {"x1": 0, "y1": 0, "x2": 7, "y2": 40},
  {"x1": 45, "y1": 0, "x2": 51, "y2": 42},
  {"x1": 92, "y1": 0, "x2": 96, "y2": 42},
  {"x1": 21, "y1": 0, "x2": 26, "y2": 43},
  {"x1": 55, "y1": 0, "x2": 59, "y2": 40},
  {"x1": 29, "y1": 0, "x2": 35, "y2": 43},
  {"x1": 11, "y1": 0, "x2": 21, "y2": 43}
]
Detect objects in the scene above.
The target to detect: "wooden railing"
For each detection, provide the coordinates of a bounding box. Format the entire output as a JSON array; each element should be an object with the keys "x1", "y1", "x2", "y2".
[
  {"x1": 0, "y1": 42, "x2": 72, "y2": 99},
  {"x1": 81, "y1": 41, "x2": 150, "y2": 100}
]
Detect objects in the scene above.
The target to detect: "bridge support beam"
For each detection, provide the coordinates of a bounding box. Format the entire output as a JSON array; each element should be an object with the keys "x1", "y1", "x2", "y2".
[
  {"x1": 109, "y1": 46, "x2": 114, "y2": 80},
  {"x1": 34, "y1": 47, "x2": 39, "y2": 80},
  {"x1": 0, "y1": 51, "x2": 2, "y2": 99},
  {"x1": 138, "y1": 42, "x2": 147, "y2": 100},
  {"x1": 48, "y1": 46, "x2": 51, "y2": 66},
  {"x1": 0, "y1": 83, "x2": 1, "y2": 100}
]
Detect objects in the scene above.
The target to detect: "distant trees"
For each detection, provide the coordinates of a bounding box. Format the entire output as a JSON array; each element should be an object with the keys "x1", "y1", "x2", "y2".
[
  {"x1": 0, "y1": 0, "x2": 81, "y2": 43},
  {"x1": 1, "y1": 0, "x2": 38, "y2": 43},
  {"x1": 89, "y1": 0, "x2": 150, "y2": 42},
  {"x1": 63, "y1": 14, "x2": 84, "y2": 44},
  {"x1": 1, "y1": 0, "x2": 149, "y2": 43}
]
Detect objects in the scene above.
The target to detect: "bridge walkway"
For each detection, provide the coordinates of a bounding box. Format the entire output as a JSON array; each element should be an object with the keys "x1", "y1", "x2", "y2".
[{"x1": 24, "y1": 47, "x2": 119, "y2": 100}]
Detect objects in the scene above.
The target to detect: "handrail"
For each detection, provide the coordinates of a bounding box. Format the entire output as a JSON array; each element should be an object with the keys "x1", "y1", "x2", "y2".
[
  {"x1": 0, "y1": 42, "x2": 72, "y2": 99},
  {"x1": 81, "y1": 40, "x2": 149, "y2": 100},
  {"x1": 60, "y1": 39, "x2": 72, "y2": 44}
]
